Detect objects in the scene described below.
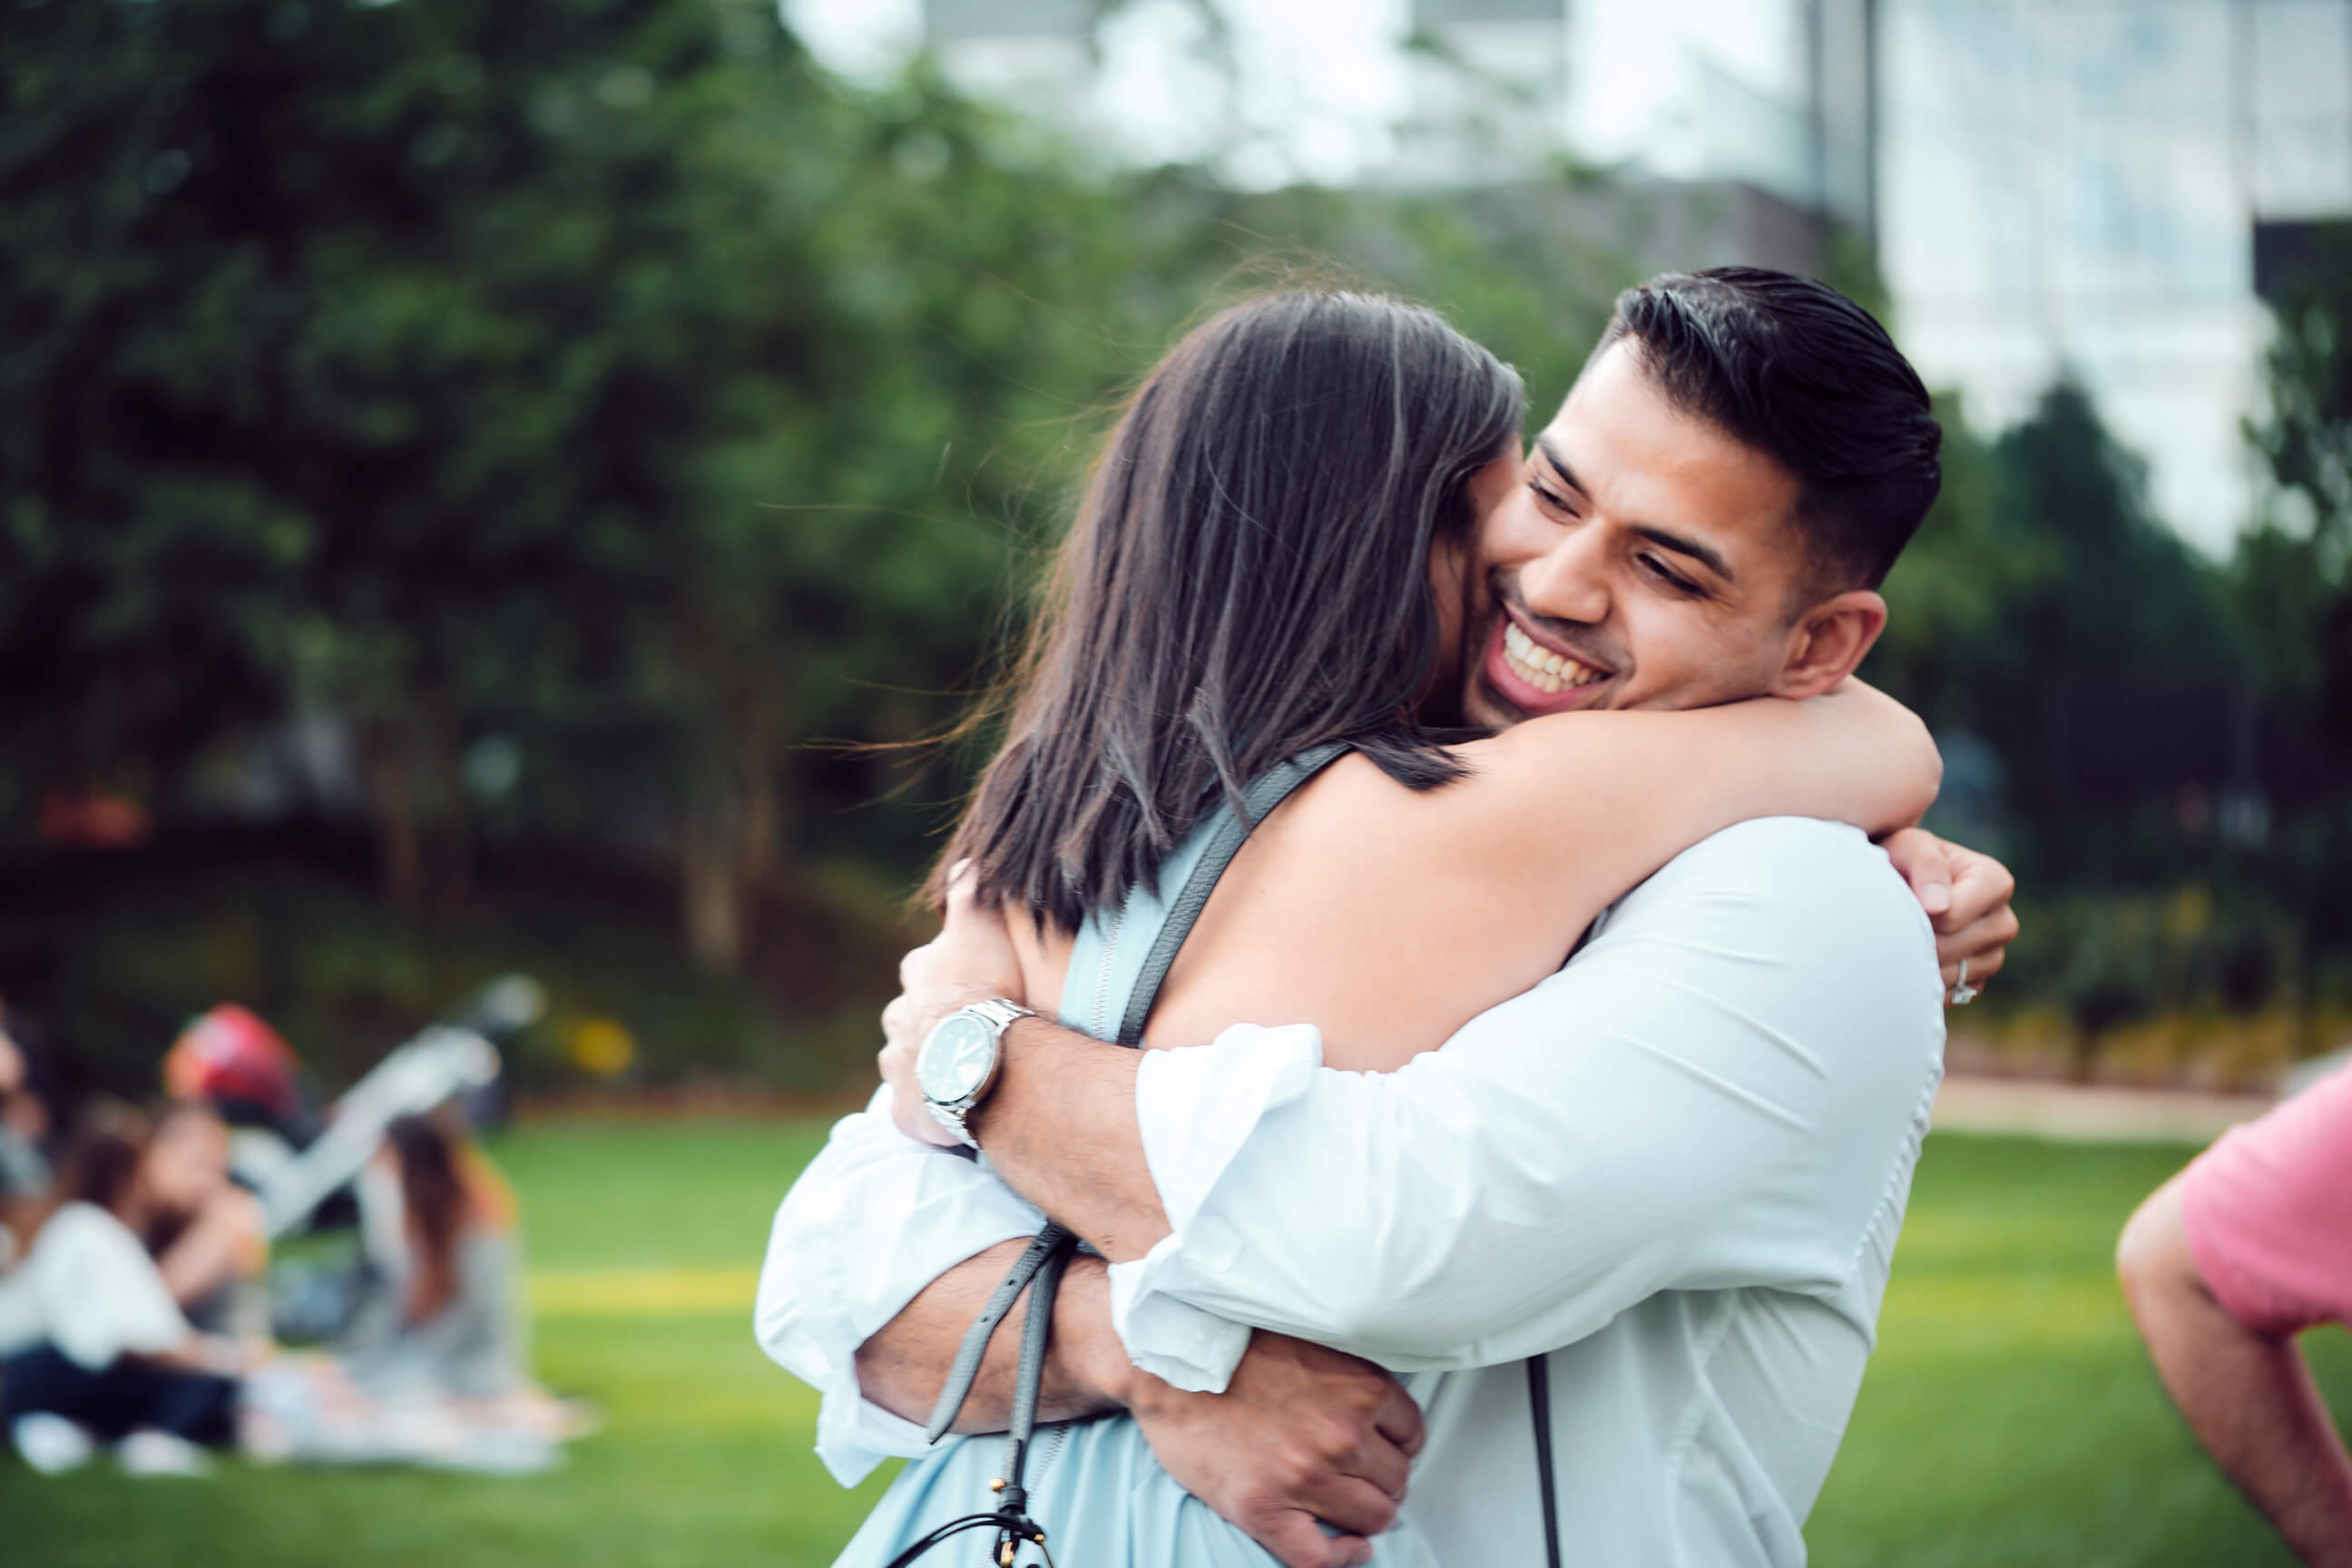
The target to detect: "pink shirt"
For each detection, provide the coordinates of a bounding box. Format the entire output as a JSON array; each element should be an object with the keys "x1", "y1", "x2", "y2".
[{"x1": 2180, "y1": 1063, "x2": 2352, "y2": 1338}]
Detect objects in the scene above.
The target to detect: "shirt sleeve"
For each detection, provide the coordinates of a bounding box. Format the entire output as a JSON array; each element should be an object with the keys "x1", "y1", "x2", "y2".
[
  {"x1": 2179, "y1": 1063, "x2": 2352, "y2": 1338},
  {"x1": 755, "y1": 1086, "x2": 1047, "y2": 1485},
  {"x1": 1107, "y1": 818, "x2": 1946, "y2": 1393}
]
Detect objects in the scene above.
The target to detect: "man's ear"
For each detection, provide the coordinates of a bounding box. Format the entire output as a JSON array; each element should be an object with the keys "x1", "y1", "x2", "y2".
[{"x1": 1770, "y1": 589, "x2": 1887, "y2": 699}]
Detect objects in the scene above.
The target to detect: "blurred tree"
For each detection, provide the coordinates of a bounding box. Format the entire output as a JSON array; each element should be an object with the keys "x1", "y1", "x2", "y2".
[
  {"x1": 0, "y1": 0, "x2": 1158, "y2": 967},
  {"x1": 2239, "y1": 228, "x2": 2352, "y2": 741},
  {"x1": 1925, "y1": 380, "x2": 2231, "y2": 842},
  {"x1": 1870, "y1": 390, "x2": 2059, "y2": 732}
]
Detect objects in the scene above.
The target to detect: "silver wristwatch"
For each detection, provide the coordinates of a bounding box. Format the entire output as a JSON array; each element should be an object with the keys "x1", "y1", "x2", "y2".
[{"x1": 915, "y1": 998, "x2": 1034, "y2": 1148}]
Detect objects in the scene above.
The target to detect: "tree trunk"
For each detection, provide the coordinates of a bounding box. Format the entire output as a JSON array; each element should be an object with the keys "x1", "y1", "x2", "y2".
[
  {"x1": 358, "y1": 719, "x2": 423, "y2": 916},
  {"x1": 681, "y1": 783, "x2": 746, "y2": 972},
  {"x1": 358, "y1": 702, "x2": 473, "y2": 920},
  {"x1": 419, "y1": 696, "x2": 473, "y2": 916},
  {"x1": 677, "y1": 675, "x2": 791, "y2": 974}
]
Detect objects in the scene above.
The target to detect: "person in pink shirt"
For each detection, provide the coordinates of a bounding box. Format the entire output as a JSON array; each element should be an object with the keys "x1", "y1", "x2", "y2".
[{"x1": 2118, "y1": 1063, "x2": 2352, "y2": 1566}]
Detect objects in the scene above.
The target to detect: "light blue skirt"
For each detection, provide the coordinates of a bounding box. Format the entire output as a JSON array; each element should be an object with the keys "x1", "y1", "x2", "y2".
[{"x1": 830, "y1": 1413, "x2": 1438, "y2": 1568}]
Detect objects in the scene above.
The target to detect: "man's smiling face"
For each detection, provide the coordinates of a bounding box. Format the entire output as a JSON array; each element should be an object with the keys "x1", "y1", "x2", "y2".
[{"x1": 1458, "y1": 341, "x2": 1818, "y2": 725}]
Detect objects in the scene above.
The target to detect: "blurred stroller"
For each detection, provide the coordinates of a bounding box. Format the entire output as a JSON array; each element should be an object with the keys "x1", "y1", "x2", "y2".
[{"x1": 163, "y1": 979, "x2": 543, "y2": 1346}]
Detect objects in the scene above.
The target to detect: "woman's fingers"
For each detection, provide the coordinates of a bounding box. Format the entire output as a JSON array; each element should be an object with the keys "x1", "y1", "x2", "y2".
[
  {"x1": 1943, "y1": 846, "x2": 2017, "y2": 934},
  {"x1": 1881, "y1": 827, "x2": 1955, "y2": 917},
  {"x1": 1936, "y1": 905, "x2": 2018, "y2": 981},
  {"x1": 897, "y1": 940, "x2": 934, "y2": 995}
]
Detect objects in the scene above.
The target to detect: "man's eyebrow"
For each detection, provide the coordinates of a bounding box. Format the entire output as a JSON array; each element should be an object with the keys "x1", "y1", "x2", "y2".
[
  {"x1": 1533, "y1": 435, "x2": 1585, "y2": 499},
  {"x1": 1632, "y1": 524, "x2": 1734, "y2": 584},
  {"x1": 1534, "y1": 434, "x2": 1736, "y2": 585}
]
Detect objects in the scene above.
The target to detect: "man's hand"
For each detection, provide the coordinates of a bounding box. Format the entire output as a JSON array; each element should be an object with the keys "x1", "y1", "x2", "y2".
[
  {"x1": 856, "y1": 1243, "x2": 1422, "y2": 1568},
  {"x1": 1127, "y1": 1331, "x2": 1425, "y2": 1568},
  {"x1": 878, "y1": 864, "x2": 1024, "y2": 1146},
  {"x1": 1880, "y1": 828, "x2": 2019, "y2": 1001}
]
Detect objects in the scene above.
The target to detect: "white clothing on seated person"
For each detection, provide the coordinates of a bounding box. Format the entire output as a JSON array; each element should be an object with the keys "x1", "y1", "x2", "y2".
[{"x1": 0, "y1": 1202, "x2": 192, "y2": 1370}]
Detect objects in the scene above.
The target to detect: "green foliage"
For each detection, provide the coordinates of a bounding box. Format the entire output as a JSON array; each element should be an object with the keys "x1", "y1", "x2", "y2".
[
  {"x1": 2239, "y1": 226, "x2": 2352, "y2": 739},
  {"x1": 2002, "y1": 883, "x2": 2310, "y2": 1034},
  {"x1": 1872, "y1": 391, "x2": 2059, "y2": 729},
  {"x1": 0, "y1": 0, "x2": 1642, "y2": 978},
  {"x1": 1872, "y1": 377, "x2": 2247, "y2": 875},
  {"x1": 0, "y1": 841, "x2": 917, "y2": 1098},
  {"x1": 0, "y1": 0, "x2": 1165, "y2": 957}
]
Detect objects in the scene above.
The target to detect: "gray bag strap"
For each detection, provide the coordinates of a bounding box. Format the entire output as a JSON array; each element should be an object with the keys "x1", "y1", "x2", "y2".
[
  {"x1": 923, "y1": 742, "x2": 1355, "y2": 1449},
  {"x1": 1114, "y1": 741, "x2": 1353, "y2": 1047},
  {"x1": 999, "y1": 1234, "x2": 1073, "y2": 1486},
  {"x1": 923, "y1": 1225, "x2": 1079, "y2": 1445}
]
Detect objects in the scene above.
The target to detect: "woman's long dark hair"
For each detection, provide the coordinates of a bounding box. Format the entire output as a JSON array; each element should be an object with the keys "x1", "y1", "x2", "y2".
[
  {"x1": 937, "y1": 290, "x2": 1524, "y2": 931},
  {"x1": 387, "y1": 1113, "x2": 468, "y2": 1324},
  {"x1": 21, "y1": 1101, "x2": 148, "y2": 1248}
]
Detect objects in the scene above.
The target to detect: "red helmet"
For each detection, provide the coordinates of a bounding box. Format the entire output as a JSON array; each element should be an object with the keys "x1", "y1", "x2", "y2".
[{"x1": 164, "y1": 1004, "x2": 301, "y2": 1123}]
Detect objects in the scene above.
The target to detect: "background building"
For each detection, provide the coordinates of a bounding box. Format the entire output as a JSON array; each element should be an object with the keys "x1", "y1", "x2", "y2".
[{"x1": 1879, "y1": 0, "x2": 2352, "y2": 554}]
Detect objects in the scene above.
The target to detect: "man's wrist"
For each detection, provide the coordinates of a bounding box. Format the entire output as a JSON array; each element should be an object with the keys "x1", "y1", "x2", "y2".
[
  {"x1": 963, "y1": 1014, "x2": 1170, "y2": 1262},
  {"x1": 964, "y1": 1014, "x2": 1049, "y2": 1146},
  {"x1": 1055, "y1": 1252, "x2": 1146, "y2": 1413}
]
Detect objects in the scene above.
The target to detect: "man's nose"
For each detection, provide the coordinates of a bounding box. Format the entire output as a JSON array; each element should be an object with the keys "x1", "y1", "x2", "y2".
[{"x1": 1518, "y1": 523, "x2": 1612, "y2": 628}]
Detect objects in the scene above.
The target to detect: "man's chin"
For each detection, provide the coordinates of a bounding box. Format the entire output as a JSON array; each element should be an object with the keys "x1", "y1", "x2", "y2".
[
  {"x1": 1464, "y1": 674, "x2": 1547, "y2": 731},
  {"x1": 1460, "y1": 686, "x2": 1517, "y2": 733}
]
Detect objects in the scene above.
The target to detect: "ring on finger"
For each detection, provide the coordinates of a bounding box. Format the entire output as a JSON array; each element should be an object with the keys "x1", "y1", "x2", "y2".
[{"x1": 1947, "y1": 956, "x2": 1979, "y2": 1006}]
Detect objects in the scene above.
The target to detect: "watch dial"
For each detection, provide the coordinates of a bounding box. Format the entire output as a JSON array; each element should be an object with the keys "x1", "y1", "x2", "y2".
[{"x1": 918, "y1": 1015, "x2": 994, "y2": 1102}]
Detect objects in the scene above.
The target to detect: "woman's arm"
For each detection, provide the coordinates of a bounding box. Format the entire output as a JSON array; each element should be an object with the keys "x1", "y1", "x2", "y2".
[
  {"x1": 1146, "y1": 681, "x2": 1937, "y2": 1070},
  {"x1": 1442, "y1": 678, "x2": 1939, "y2": 936},
  {"x1": 155, "y1": 1186, "x2": 266, "y2": 1309}
]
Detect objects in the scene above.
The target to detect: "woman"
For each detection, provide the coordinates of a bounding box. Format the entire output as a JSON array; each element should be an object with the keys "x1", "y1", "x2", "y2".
[
  {"x1": 835, "y1": 289, "x2": 1942, "y2": 1565},
  {"x1": 347, "y1": 1112, "x2": 525, "y2": 1406},
  {"x1": 0, "y1": 1103, "x2": 251, "y2": 1475},
  {"x1": 142, "y1": 1098, "x2": 270, "y2": 1339}
]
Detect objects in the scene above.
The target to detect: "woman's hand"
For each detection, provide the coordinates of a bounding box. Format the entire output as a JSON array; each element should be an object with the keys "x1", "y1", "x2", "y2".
[
  {"x1": 877, "y1": 864, "x2": 1024, "y2": 1148},
  {"x1": 877, "y1": 939, "x2": 976, "y2": 1148},
  {"x1": 1880, "y1": 828, "x2": 2019, "y2": 1003}
]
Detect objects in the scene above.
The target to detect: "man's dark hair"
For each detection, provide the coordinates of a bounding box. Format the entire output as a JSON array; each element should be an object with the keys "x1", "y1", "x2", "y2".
[
  {"x1": 938, "y1": 289, "x2": 1524, "y2": 931},
  {"x1": 1599, "y1": 267, "x2": 1942, "y2": 594}
]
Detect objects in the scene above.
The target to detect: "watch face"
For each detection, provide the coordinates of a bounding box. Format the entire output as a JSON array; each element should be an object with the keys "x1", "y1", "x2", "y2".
[{"x1": 918, "y1": 1014, "x2": 995, "y2": 1103}]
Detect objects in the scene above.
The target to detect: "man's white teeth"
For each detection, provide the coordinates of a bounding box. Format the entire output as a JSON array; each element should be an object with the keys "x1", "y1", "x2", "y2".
[{"x1": 1502, "y1": 622, "x2": 1600, "y2": 694}]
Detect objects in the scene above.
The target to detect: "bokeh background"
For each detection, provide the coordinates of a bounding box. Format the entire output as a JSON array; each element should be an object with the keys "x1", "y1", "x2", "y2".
[{"x1": 3, "y1": 0, "x2": 2349, "y2": 1563}]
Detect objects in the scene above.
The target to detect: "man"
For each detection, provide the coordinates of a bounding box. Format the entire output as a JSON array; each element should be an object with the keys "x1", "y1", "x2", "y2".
[
  {"x1": 760, "y1": 269, "x2": 2019, "y2": 1567},
  {"x1": 2117, "y1": 1063, "x2": 2352, "y2": 1566}
]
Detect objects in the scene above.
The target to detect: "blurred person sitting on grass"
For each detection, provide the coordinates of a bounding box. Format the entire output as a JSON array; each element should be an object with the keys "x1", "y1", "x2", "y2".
[
  {"x1": 347, "y1": 1112, "x2": 523, "y2": 1405},
  {"x1": 0, "y1": 1102, "x2": 264, "y2": 1475},
  {"x1": 2118, "y1": 1062, "x2": 2352, "y2": 1567},
  {"x1": 0, "y1": 1003, "x2": 54, "y2": 1252},
  {"x1": 342, "y1": 1111, "x2": 586, "y2": 1449},
  {"x1": 140, "y1": 1097, "x2": 270, "y2": 1340}
]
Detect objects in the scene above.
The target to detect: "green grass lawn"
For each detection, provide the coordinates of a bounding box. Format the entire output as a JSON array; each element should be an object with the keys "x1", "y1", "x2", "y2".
[{"x1": 5, "y1": 1120, "x2": 2346, "y2": 1566}]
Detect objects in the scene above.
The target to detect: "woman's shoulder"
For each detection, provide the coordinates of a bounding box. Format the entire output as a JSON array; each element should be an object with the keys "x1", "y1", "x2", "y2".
[{"x1": 37, "y1": 1200, "x2": 142, "y2": 1252}]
